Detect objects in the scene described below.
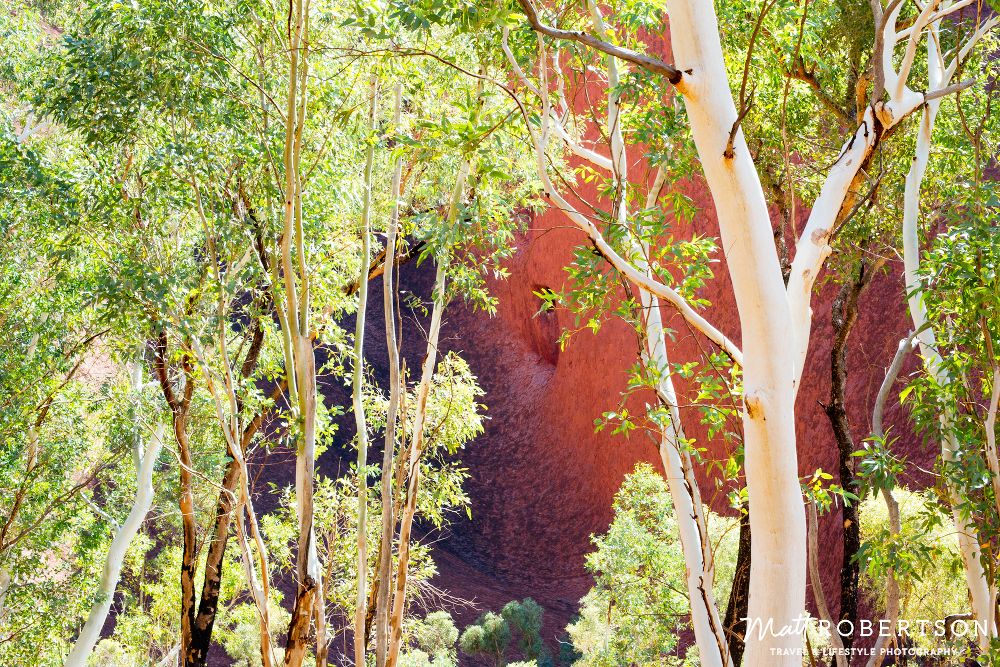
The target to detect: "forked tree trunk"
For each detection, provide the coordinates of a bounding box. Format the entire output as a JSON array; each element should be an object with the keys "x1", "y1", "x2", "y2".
[
  {"x1": 277, "y1": 0, "x2": 324, "y2": 661},
  {"x1": 188, "y1": 174, "x2": 280, "y2": 667},
  {"x1": 517, "y1": 2, "x2": 996, "y2": 664},
  {"x1": 187, "y1": 270, "x2": 277, "y2": 667},
  {"x1": 187, "y1": 456, "x2": 241, "y2": 666},
  {"x1": 152, "y1": 333, "x2": 199, "y2": 664}
]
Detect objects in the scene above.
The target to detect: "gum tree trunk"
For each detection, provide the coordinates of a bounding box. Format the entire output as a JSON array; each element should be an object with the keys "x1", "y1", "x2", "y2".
[
  {"x1": 66, "y1": 358, "x2": 166, "y2": 667},
  {"x1": 665, "y1": 2, "x2": 806, "y2": 662}
]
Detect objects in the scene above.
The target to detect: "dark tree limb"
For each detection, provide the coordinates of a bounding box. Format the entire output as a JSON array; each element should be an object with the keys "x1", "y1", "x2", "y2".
[
  {"x1": 724, "y1": 501, "x2": 752, "y2": 666},
  {"x1": 515, "y1": 0, "x2": 683, "y2": 84},
  {"x1": 343, "y1": 240, "x2": 426, "y2": 297},
  {"x1": 823, "y1": 256, "x2": 882, "y2": 661}
]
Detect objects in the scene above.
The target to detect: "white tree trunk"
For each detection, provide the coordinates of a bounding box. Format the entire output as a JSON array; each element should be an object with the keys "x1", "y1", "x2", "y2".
[
  {"x1": 985, "y1": 368, "x2": 1000, "y2": 519},
  {"x1": 901, "y1": 98, "x2": 997, "y2": 648},
  {"x1": 353, "y1": 79, "x2": 378, "y2": 667},
  {"x1": 65, "y1": 422, "x2": 166, "y2": 667},
  {"x1": 375, "y1": 82, "x2": 404, "y2": 667},
  {"x1": 664, "y1": 3, "x2": 806, "y2": 663},
  {"x1": 517, "y1": 2, "x2": 996, "y2": 663},
  {"x1": 643, "y1": 287, "x2": 732, "y2": 667}
]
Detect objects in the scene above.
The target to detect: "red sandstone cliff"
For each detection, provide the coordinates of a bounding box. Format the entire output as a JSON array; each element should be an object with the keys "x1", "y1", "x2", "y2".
[{"x1": 408, "y1": 199, "x2": 934, "y2": 649}]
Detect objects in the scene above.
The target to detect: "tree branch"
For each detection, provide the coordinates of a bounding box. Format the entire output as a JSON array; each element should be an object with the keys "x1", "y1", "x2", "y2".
[{"x1": 515, "y1": 0, "x2": 683, "y2": 84}]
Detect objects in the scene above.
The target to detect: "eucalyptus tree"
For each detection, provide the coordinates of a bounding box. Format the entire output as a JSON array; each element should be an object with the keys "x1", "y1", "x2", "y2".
[
  {"x1": 26, "y1": 1, "x2": 535, "y2": 664},
  {"x1": 0, "y1": 9, "x2": 129, "y2": 655},
  {"x1": 329, "y1": 8, "x2": 539, "y2": 664},
  {"x1": 894, "y1": 18, "x2": 1000, "y2": 651},
  {"x1": 65, "y1": 364, "x2": 167, "y2": 667},
  {"x1": 490, "y1": 0, "x2": 999, "y2": 663}
]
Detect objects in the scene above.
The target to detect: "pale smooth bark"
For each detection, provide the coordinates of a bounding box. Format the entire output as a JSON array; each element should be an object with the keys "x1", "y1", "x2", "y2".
[
  {"x1": 523, "y1": 6, "x2": 731, "y2": 658},
  {"x1": 385, "y1": 261, "x2": 448, "y2": 667},
  {"x1": 385, "y1": 124, "x2": 473, "y2": 664},
  {"x1": 986, "y1": 368, "x2": 1000, "y2": 519},
  {"x1": 896, "y1": 19, "x2": 998, "y2": 647},
  {"x1": 275, "y1": 0, "x2": 323, "y2": 661},
  {"x1": 644, "y1": 289, "x2": 732, "y2": 667},
  {"x1": 354, "y1": 80, "x2": 379, "y2": 667},
  {"x1": 517, "y1": 1, "x2": 997, "y2": 662},
  {"x1": 901, "y1": 97, "x2": 997, "y2": 652},
  {"x1": 0, "y1": 569, "x2": 9, "y2": 621},
  {"x1": 503, "y1": 29, "x2": 743, "y2": 367},
  {"x1": 66, "y1": 364, "x2": 166, "y2": 667},
  {"x1": 374, "y1": 83, "x2": 404, "y2": 667},
  {"x1": 665, "y1": 3, "x2": 804, "y2": 662},
  {"x1": 786, "y1": 4, "x2": 990, "y2": 395}
]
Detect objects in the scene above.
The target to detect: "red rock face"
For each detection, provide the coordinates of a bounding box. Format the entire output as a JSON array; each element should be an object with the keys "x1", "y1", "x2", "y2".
[
  {"x1": 425, "y1": 189, "x2": 936, "y2": 648},
  {"x1": 317, "y1": 30, "x2": 938, "y2": 653}
]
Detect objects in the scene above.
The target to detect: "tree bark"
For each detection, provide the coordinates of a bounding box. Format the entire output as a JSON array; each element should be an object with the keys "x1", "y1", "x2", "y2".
[
  {"x1": 724, "y1": 503, "x2": 751, "y2": 667},
  {"x1": 665, "y1": 3, "x2": 805, "y2": 662},
  {"x1": 807, "y1": 501, "x2": 846, "y2": 667},
  {"x1": 985, "y1": 367, "x2": 1000, "y2": 520},
  {"x1": 375, "y1": 82, "x2": 404, "y2": 667},
  {"x1": 867, "y1": 335, "x2": 911, "y2": 667},
  {"x1": 186, "y1": 458, "x2": 240, "y2": 666},
  {"x1": 65, "y1": 357, "x2": 166, "y2": 667},
  {"x1": 153, "y1": 332, "x2": 198, "y2": 664},
  {"x1": 279, "y1": 0, "x2": 323, "y2": 661},
  {"x1": 66, "y1": 423, "x2": 167, "y2": 667},
  {"x1": 824, "y1": 260, "x2": 878, "y2": 660},
  {"x1": 900, "y1": 37, "x2": 997, "y2": 646},
  {"x1": 187, "y1": 380, "x2": 283, "y2": 667},
  {"x1": 385, "y1": 261, "x2": 448, "y2": 667},
  {"x1": 353, "y1": 78, "x2": 379, "y2": 667}
]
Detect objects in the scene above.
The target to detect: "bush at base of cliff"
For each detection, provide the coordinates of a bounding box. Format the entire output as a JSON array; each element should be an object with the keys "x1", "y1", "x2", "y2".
[
  {"x1": 399, "y1": 612, "x2": 461, "y2": 667},
  {"x1": 858, "y1": 487, "x2": 970, "y2": 655},
  {"x1": 459, "y1": 599, "x2": 553, "y2": 667},
  {"x1": 565, "y1": 463, "x2": 738, "y2": 667}
]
